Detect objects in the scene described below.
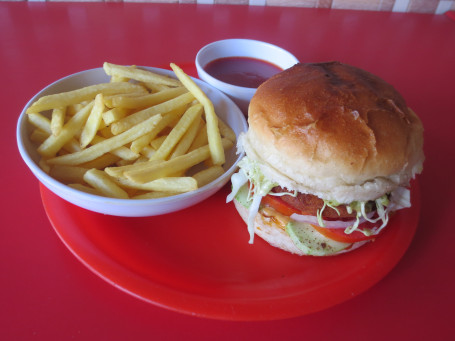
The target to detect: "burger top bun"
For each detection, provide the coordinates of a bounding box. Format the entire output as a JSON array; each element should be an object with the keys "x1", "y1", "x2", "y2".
[{"x1": 244, "y1": 62, "x2": 424, "y2": 203}]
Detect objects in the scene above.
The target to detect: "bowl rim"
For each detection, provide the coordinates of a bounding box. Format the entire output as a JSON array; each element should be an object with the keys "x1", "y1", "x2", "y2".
[{"x1": 16, "y1": 66, "x2": 247, "y2": 209}]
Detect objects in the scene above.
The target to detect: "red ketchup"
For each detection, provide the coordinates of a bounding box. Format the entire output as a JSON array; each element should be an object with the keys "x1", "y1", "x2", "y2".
[{"x1": 204, "y1": 57, "x2": 282, "y2": 88}]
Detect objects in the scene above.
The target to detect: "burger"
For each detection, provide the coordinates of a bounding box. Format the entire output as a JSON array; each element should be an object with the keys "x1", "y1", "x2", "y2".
[{"x1": 227, "y1": 62, "x2": 424, "y2": 256}]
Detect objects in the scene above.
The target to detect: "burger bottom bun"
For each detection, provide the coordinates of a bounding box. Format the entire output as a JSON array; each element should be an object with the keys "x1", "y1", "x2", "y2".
[{"x1": 233, "y1": 199, "x2": 368, "y2": 256}]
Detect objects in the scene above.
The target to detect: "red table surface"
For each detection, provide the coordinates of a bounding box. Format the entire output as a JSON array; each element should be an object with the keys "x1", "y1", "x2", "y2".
[{"x1": 2, "y1": 2, "x2": 454, "y2": 340}]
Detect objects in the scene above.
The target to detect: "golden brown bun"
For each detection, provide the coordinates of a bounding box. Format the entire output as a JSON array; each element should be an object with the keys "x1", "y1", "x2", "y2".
[{"x1": 245, "y1": 62, "x2": 424, "y2": 203}]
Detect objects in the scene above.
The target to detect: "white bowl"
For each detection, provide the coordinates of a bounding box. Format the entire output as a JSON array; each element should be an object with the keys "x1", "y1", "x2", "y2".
[
  {"x1": 17, "y1": 67, "x2": 248, "y2": 217},
  {"x1": 195, "y1": 39, "x2": 299, "y2": 114}
]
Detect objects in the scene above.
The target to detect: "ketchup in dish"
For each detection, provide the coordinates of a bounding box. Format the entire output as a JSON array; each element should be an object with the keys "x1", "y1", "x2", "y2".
[{"x1": 204, "y1": 57, "x2": 282, "y2": 88}]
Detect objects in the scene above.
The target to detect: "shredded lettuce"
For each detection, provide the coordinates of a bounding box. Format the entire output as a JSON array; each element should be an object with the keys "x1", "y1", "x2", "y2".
[
  {"x1": 389, "y1": 186, "x2": 411, "y2": 210},
  {"x1": 227, "y1": 157, "x2": 278, "y2": 243},
  {"x1": 317, "y1": 188, "x2": 410, "y2": 237},
  {"x1": 316, "y1": 200, "x2": 341, "y2": 227},
  {"x1": 226, "y1": 170, "x2": 248, "y2": 204},
  {"x1": 228, "y1": 156, "x2": 412, "y2": 242}
]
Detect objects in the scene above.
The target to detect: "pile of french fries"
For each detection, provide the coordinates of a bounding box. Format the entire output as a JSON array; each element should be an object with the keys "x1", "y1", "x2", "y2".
[{"x1": 26, "y1": 62, "x2": 236, "y2": 199}]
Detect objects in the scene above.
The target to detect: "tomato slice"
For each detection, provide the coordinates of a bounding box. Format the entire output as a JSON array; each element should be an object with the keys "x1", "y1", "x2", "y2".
[
  {"x1": 261, "y1": 195, "x2": 306, "y2": 216},
  {"x1": 312, "y1": 222, "x2": 379, "y2": 243},
  {"x1": 262, "y1": 194, "x2": 379, "y2": 244}
]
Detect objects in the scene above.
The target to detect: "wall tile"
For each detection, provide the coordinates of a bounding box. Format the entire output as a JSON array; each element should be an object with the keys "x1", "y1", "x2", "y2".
[
  {"x1": 408, "y1": 0, "x2": 439, "y2": 13},
  {"x1": 266, "y1": 0, "x2": 318, "y2": 7},
  {"x1": 6, "y1": 0, "x2": 455, "y2": 15},
  {"x1": 332, "y1": 0, "x2": 383, "y2": 11},
  {"x1": 318, "y1": 0, "x2": 333, "y2": 8},
  {"x1": 378, "y1": 0, "x2": 396, "y2": 11},
  {"x1": 216, "y1": 0, "x2": 249, "y2": 4}
]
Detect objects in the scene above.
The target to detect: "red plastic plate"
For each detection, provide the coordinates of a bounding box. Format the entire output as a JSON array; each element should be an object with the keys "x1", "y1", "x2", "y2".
[{"x1": 40, "y1": 181, "x2": 420, "y2": 321}]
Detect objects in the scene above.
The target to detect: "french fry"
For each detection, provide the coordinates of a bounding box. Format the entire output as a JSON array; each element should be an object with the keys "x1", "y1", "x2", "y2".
[
  {"x1": 102, "y1": 107, "x2": 129, "y2": 125},
  {"x1": 170, "y1": 117, "x2": 203, "y2": 159},
  {"x1": 144, "y1": 82, "x2": 171, "y2": 93},
  {"x1": 50, "y1": 107, "x2": 66, "y2": 136},
  {"x1": 109, "y1": 74, "x2": 129, "y2": 83},
  {"x1": 26, "y1": 82, "x2": 146, "y2": 114},
  {"x1": 83, "y1": 168, "x2": 129, "y2": 199},
  {"x1": 192, "y1": 165, "x2": 225, "y2": 188},
  {"x1": 68, "y1": 183, "x2": 102, "y2": 196},
  {"x1": 110, "y1": 91, "x2": 195, "y2": 135},
  {"x1": 39, "y1": 158, "x2": 50, "y2": 173},
  {"x1": 115, "y1": 160, "x2": 134, "y2": 167},
  {"x1": 164, "y1": 115, "x2": 182, "y2": 131},
  {"x1": 80, "y1": 93, "x2": 105, "y2": 148},
  {"x1": 150, "y1": 104, "x2": 203, "y2": 161},
  {"x1": 49, "y1": 165, "x2": 88, "y2": 184},
  {"x1": 109, "y1": 86, "x2": 187, "y2": 109},
  {"x1": 91, "y1": 135, "x2": 139, "y2": 161},
  {"x1": 218, "y1": 117, "x2": 236, "y2": 142},
  {"x1": 28, "y1": 115, "x2": 82, "y2": 153},
  {"x1": 188, "y1": 121, "x2": 208, "y2": 151},
  {"x1": 133, "y1": 156, "x2": 149, "y2": 164},
  {"x1": 67, "y1": 103, "x2": 84, "y2": 116},
  {"x1": 113, "y1": 176, "x2": 197, "y2": 193},
  {"x1": 32, "y1": 129, "x2": 81, "y2": 154},
  {"x1": 150, "y1": 135, "x2": 168, "y2": 150},
  {"x1": 130, "y1": 134, "x2": 154, "y2": 154},
  {"x1": 98, "y1": 126, "x2": 114, "y2": 138},
  {"x1": 125, "y1": 138, "x2": 233, "y2": 183},
  {"x1": 129, "y1": 105, "x2": 186, "y2": 154},
  {"x1": 47, "y1": 114, "x2": 163, "y2": 165},
  {"x1": 139, "y1": 146, "x2": 155, "y2": 159},
  {"x1": 26, "y1": 62, "x2": 237, "y2": 200},
  {"x1": 30, "y1": 129, "x2": 49, "y2": 144},
  {"x1": 103, "y1": 62, "x2": 181, "y2": 87},
  {"x1": 37, "y1": 101, "x2": 94, "y2": 157},
  {"x1": 170, "y1": 63, "x2": 225, "y2": 165},
  {"x1": 79, "y1": 153, "x2": 121, "y2": 170},
  {"x1": 105, "y1": 159, "x2": 161, "y2": 178},
  {"x1": 103, "y1": 92, "x2": 147, "y2": 108},
  {"x1": 28, "y1": 112, "x2": 53, "y2": 134}
]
